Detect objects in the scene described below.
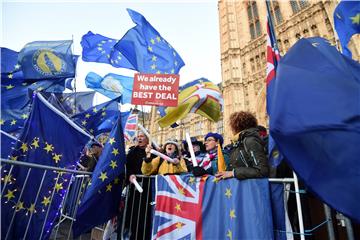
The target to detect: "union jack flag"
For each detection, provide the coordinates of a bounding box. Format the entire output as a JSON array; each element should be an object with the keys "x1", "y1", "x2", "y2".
[
  {"x1": 266, "y1": 1, "x2": 284, "y2": 167},
  {"x1": 152, "y1": 175, "x2": 205, "y2": 240},
  {"x1": 266, "y1": 9, "x2": 281, "y2": 113},
  {"x1": 124, "y1": 113, "x2": 138, "y2": 142},
  {"x1": 153, "y1": 175, "x2": 276, "y2": 240}
]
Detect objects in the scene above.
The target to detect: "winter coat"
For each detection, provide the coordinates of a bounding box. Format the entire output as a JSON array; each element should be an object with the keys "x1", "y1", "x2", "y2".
[
  {"x1": 126, "y1": 145, "x2": 147, "y2": 178},
  {"x1": 141, "y1": 156, "x2": 188, "y2": 175},
  {"x1": 229, "y1": 128, "x2": 269, "y2": 179}
]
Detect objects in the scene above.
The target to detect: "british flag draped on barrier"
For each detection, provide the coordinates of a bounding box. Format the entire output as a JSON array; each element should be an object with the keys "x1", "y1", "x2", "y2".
[{"x1": 152, "y1": 175, "x2": 275, "y2": 240}]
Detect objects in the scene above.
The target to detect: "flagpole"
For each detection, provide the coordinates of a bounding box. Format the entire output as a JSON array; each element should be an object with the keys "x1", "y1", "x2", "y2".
[
  {"x1": 149, "y1": 106, "x2": 157, "y2": 148},
  {"x1": 265, "y1": 1, "x2": 279, "y2": 50},
  {"x1": 72, "y1": 34, "x2": 77, "y2": 115},
  {"x1": 266, "y1": 2, "x2": 305, "y2": 239}
]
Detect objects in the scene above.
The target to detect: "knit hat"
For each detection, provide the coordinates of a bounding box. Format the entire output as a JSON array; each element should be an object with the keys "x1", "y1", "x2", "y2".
[
  {"x1": 204, "y1": 132, "x2": 224, "y2": 146},
  {"x1": 164, "y1": 139, "x2": 180, "y2": 152}
]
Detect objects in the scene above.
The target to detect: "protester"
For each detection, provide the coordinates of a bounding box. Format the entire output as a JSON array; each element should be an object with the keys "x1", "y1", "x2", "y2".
[
  {"x1": 141, "y1": 139, "x2": 187, "y2": 175},
  {"x1": 123, "y1": 131, "x2": 152, "y2": 240},
  {"x1": 182, "y1": 137, "x2": 207, "y2": 172},
  {"x1": 78, "y1": 142, "x2": 103, "y2": 172},
  {"x1": 192, "y1": 132, "x2": 230, "y2": 177},
  {"x1": 216, "y1": 111, "x2": 269, "y2": 180}
]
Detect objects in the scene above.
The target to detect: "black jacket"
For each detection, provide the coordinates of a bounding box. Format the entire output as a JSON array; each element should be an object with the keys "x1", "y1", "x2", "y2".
[
  {"x1": 228, "y1": 128, "x2": 269, "y2": 179},
  {"x1": 126, "y1": 145, "x2": 147, "y2": 178}
]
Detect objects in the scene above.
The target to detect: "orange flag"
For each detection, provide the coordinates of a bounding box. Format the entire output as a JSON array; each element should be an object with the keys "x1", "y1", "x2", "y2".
[{"x1": 217, "y1": 143, "x2": 226, "y2": 172}]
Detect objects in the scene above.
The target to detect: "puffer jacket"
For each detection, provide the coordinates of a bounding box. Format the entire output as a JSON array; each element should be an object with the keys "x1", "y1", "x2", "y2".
[
  {"x1": 228, "y1": 128, "x2": 269, "y2": 179},
  {"x1": 141, "y1": 156, "x2": 188, "y2": 175}
]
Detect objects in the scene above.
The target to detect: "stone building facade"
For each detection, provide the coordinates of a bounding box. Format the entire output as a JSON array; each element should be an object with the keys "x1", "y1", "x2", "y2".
[
  {"x1": 145, "y1": 0, "x2": 360, "y2": 145},
  {"x1": 219, "y1": 0, "x2": 360, "y2": 143}
]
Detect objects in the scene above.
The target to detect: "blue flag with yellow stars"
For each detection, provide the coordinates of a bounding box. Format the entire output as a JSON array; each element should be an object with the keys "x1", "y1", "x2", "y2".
[
  {"x1": 73, "y1": 112, "x2": 127, "y2": 237},
  {"x1": 85, "y1": 72, "x2": 134, "y2": 104},
  {"x1": 334, "y1": 0, "x2": 360, "y2": 58},
  {"x1": 1, "y1": 48, "x2": 21, "y2": 74},
  {"x1": 18, "y1": 40, "x2": 75, "y2": 79},
  {"x1": 152, "y1": 175, "x2": 274, "y2": 239},
  {"x1": 1, "y1": 47, "x2": 77, "y2": 84},
  {"x1": 71, "y1": 98, "x2": 121, "y2": 136},
  {"x1": 42, "y1": 91, "x2": 96, "y2": 116},
  {"x1": 271, "y1": 37, "x2": 360, "y2": 223},
  {"x1": 1, "y1": 130, "x2": 18, "y2": 159},
  {"x1": 81, "y1": 31, "x2": 135, "y2": 69},
  {"x1": 1, "y1": 93, "x2": 91, "y2": 240},
  {"x1": 1, "y1": 47, "x2": 25, "y2": 82},
  {"x1": 114, "y1": 8, "x2": 185, "y2": 74},
  {"x1": 1, "y1": 78, "x2": 66, "y2": 136}
]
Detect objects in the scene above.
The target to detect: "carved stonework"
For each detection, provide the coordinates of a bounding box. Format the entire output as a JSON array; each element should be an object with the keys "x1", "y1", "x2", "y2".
[
  {"x1": 147, "y1": 0, "x2": 359, "y2": 146},
  {"x1": 219, "y1": 0, "x2": 359, "y2": 143}
]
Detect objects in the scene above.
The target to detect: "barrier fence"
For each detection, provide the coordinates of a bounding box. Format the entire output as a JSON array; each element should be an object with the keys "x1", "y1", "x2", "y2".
[{"x1": 0, "y1": 159, "x2": 355, "y2": 240}]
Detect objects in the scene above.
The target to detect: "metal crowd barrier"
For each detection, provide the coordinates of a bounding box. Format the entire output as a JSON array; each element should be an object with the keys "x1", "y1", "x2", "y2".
[
  {"x1": 1, "y1": 159, "x2": 354, "y2": 240},
  {"x1": 118, "y1": 175, "x2": 355, "y2": 240},
  {"x1": 0, "y1": 158, "x2": 92, "y2": 240},
  {"x1": 118, "y1": 175, "x2": 297, "y2": 240}
]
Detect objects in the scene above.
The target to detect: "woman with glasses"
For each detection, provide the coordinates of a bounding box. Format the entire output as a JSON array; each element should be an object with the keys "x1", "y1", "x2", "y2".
[{"x1": 192, "y1": 132, "x2": 230, "y2": 177}]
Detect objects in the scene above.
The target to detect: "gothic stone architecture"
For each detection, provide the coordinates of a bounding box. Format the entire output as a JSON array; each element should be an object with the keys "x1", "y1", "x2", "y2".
[
  {"x1": 146, "y1": 0, "x2": 360, "y2": 145},
  {"x1": 219, "y1": 0, "x2": 360, "y2": 143}
]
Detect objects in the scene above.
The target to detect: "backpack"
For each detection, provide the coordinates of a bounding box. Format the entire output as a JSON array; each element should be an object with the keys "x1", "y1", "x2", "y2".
[{"x1": 229, "y1": 135, "x2": 267, "y2": 168}]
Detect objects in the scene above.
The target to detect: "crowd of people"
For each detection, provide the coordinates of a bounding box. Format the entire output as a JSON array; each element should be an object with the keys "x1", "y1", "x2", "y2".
[
  {"x1": 126, "y1": 110, "x2": 270, "y2": 181},
  {"x1": 80, "y1": 111, "x2": 278, "y2": 239},
  {"x1": 121, "y1": 111, "x2": 271, "y2": 239}
]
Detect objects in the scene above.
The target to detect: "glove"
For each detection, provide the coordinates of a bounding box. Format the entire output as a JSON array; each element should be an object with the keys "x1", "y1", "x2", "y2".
[{"x1": 192, "y1": 166, "x2": 207, "y2": 177}]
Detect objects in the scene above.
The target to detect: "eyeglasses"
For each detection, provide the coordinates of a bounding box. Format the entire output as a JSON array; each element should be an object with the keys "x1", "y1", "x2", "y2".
[{"x1": 205, "y1": 138, "x2": 216, "y2": 143}]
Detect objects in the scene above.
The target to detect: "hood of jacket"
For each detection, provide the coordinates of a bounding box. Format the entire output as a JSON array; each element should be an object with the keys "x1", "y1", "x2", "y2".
[{"x1": 232, "y1": 127, "x2": 260, "y2": 142}]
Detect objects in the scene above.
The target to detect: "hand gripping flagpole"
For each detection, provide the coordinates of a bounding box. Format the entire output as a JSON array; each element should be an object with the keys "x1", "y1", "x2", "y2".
[
  {"x1": 150, "y1": 149, "x2": 178, "y2": 164},
  {"x1": 185, "y1": 132, "x2": 198, "y2": 167}
]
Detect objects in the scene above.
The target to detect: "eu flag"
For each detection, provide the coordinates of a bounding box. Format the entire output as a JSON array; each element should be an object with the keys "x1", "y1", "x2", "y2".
[
  {"x1": 18, "y1": 40, "x2": 75, "y2": 79},
  {"x1": 114, "y1": 9, "x2": 185, "y2": 74},
  {"x1": 1, "y1": 48, "x2": 20, "y2": 74},
  {"x1": 265, "y1": 3, "x2": 284, "y2": 167},
  {"x1": 73, "y1": 112, "x2": 127, "y2": 237},
  {"x1": 152, "y1": 175, "x2": 274, "y2": 239},
  {"x1": 1, "y1": 48, "x2": 25, "y2": 82},
  {"x1": 81, "y1": 31, "x2": 135, "y2": 69},
  {"x1": 157, "y1": 78, "x2": 223, "y2": 128},
  {"x1": 271, "y1": 37, "x2": 360, "y2": 223},
  {"x1": 334, "y1": 1, "x2": 360, "y2": 57},
  {"x1": 71, "y1": 98, "x2": 123, "y2": 136},
  {"x1": 1, "y1": 130, "x2": 18, "y2": 159},
  {"x1": 42, "y1": 91, "x2": 96, "y2": 116},
  {"x1": 1, "y1": 78, "x2": 66, "y2": 136},
  {"x1": 85, "y1": 72, "x2": 134, "y2": 104},
  {"x1": 1, "y1": 93, "x2": 91, "y2": 239}
]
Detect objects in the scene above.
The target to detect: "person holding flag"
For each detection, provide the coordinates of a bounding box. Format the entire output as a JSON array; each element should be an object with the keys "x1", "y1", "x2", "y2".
[
  {"x1": 141, "y1": 139, "x2": 188, "y2": 175},
  {"x1": 192, "y1": 132, "x2": 230, "y2": 177}
]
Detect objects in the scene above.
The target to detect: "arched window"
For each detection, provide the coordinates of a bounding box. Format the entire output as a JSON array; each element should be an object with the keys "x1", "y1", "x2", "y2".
[
  {"x1": 290, "y1": 0, "x2": 309, "y2": 14},
  {"x1": 247, "y1": 1, "x2": 262, "y2": 39},
  {"x1": 269, "y1": 1, "x2": 283, "y2": 26}
]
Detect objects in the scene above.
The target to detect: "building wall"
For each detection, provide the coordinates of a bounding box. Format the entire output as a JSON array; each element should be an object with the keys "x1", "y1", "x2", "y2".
[
  {"x1": 219, "y1": 0, "x2": 360, "y2": 144},
  {"x1": 144, "y1": 0, "x2": 360, "y2": 146}
]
